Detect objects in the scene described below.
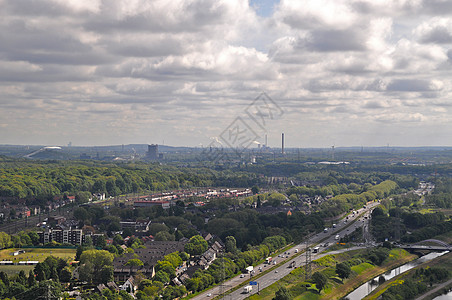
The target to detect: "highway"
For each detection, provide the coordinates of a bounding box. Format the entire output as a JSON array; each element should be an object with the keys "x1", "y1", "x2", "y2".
[{"x1": 192, "y1": 201, "x2": 380, "y2": 300}]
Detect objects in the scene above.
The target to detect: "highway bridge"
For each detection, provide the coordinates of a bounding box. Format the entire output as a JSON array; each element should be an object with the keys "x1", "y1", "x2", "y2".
[{"x1": 398, "y1": 239, "x2": 451, "y2": 251}]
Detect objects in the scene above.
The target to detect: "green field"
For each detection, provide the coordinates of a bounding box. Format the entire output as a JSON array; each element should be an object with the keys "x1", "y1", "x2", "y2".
[{"x1": 0, "y1": 248, "x2": 76, "y2": 276}]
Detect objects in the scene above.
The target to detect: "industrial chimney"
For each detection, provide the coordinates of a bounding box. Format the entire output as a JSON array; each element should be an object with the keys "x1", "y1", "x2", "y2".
[{"x1": 282, "y1": 133, "x2": 285, "y2": 155}]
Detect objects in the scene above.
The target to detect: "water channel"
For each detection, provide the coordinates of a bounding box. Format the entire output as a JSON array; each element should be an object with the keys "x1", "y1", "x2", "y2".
[
  {"x1": 346, "y1": 251, "x2": 449, "y2": 300},
  {"x1": 433, "y1": 291, "x2": 452, "y2": 299}
]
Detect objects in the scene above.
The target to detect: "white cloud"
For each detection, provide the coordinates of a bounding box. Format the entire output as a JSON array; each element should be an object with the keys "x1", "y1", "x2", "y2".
[{"x1": 1, "y1": 0, "x2": 452, "y2": 147}]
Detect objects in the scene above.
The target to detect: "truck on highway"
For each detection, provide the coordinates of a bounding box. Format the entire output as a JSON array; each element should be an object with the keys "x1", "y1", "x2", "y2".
[
  {"x1": 324, "y1": 228, "x2": 328, "y2": 233},
  {"x1": 265, "y1": 257, "x2": 272, "y2": 264},
  {"x1": 335, "y1": 234, "x2": 340, "y2": 240},
  {"x1": 243, "y1": 285, "x2": 252, "y2": 293},
  {"x1": 312, "y1": 246, "x2": 320, "y2": 253}
]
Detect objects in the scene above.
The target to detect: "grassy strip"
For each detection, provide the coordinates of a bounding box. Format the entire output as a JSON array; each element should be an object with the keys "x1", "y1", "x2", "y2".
[
  {"x1": 0, "y1": 247, "x2": 76, "y2": 276},
  {"x1": 320, "y1": 249, "x2": 417, "y2": 300},
  {"x1": 0, "y1": 247, "x2": 76, "y2": 262},
  {"x1": 0, "y1": 265, "x2": 35, "y2": 276},
  {"x1": 364, "y1": 251, "x2": 452, "y2": 300}
]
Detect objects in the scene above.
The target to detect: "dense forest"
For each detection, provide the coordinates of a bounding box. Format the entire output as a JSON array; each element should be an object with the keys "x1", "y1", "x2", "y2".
[{"x1": 0, "y1": 158, "x2": 260, "y2": 204}]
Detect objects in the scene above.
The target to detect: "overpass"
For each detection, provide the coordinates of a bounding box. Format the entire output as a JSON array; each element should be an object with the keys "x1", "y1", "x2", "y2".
[{"x1": 399, "y1": 239, "x2": 451, "y2": 251}]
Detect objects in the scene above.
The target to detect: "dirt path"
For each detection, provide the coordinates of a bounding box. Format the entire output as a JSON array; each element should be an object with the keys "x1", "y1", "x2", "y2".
[{"x1": 414, "y1": 278, "x2": 452, "y2": 300}]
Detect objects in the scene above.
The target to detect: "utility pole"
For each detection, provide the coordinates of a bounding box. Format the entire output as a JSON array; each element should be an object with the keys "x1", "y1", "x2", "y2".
[
  {"x1": 305, "y1": 239, "x2": 312, "y2": 280},
  {"x1": 220, "y1": 251, "x2": 225, "y2": 299}
]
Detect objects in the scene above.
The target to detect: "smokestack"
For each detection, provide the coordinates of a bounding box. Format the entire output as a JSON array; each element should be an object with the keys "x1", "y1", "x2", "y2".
[
  {"x1": 265, "y1": 134, "x2": 268, "y2": 148},
  {"x1": 282, "y1": 133, "x2": 285, "y2": 155}
]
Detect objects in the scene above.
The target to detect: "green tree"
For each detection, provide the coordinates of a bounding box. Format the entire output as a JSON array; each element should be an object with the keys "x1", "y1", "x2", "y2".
[
  {"x1": 155, "y1": 261, "x2": 176, "y2": 279},
  {"x1": 0, "y1": 271, "x2": 9, "y2": 287},
  {"x1": 28, "y1": 270, "x2": 36, "y2": 287},
  {"x1": 59, "y1": 267, "x2": 72, "y2": 283},
  {"x1": 75, "y1": 191, "x2": 91, "y2": 204},
  {"x1": 225, "y1": 236, "x2": 238, "y2": 254},
  {"x1": 113, "y1": 234, "x2": 124, "y2": 245},
  {"x1": 312, "y1": 271, "x2": 328, "y2": 292},
  {"x1": 336, "y1": 262, "x2": 351, "y2": 281},
  {"x1": 273, "y1": 286, "x2": 292, "y2": 300},
  {"x1": 154, "y1": 231, "x2": 175, "y2": 241},
  {"x1": 73, "y1": 207, "x2": 89, "y2": 221},
  {"x1": 251, "y1": 186, "x2": 259, "y2": 195},
  {"x1": 28, "y1": 231, "x2": 40, "y2": 246},
  {"x1": 184, "y1": 235, "x2": 208, "y2": 256},
  {"x1": 83, "y1": 235, "x2": 93, "y2": 247},
  {"x1": 79, "y1": 249, "x2": 114, "y2": 284},
  {"x1": 34, "y1": 263, "x2": 47, "y2": 282},
  {"x1": 164, "y1": 252, "x2": 183, "y2": 269},
  {"x1": 95, "y1": 235, "x2": 106, "y2": 249},
  {"x1": 99, "y1": 265, "x2": 114, "y2": 284},
  {"x1": 153, "y1": 270, "x2": 170, "y2": 284},
  {"x1": 16, "y1": 270, "x2": 27, "y2": 286},
  {"x1": 126, "y1": 259, "x2": 144, "y2": 267}
]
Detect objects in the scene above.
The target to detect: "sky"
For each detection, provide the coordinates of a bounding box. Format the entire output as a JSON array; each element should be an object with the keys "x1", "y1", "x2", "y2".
[{"x1": 2, "y1": 0, "x2": 452, "y2": 148}]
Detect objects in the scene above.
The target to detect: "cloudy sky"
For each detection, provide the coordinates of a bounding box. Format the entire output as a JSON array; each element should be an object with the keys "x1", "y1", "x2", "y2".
[{"x1": 2, "y1": 0, "x2": 452, "y2": 148}]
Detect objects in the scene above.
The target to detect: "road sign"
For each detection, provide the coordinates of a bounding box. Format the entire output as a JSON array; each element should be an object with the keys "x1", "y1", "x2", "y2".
[{"x1": 249, "y1": 281, "x2": 258, "y2": 285}]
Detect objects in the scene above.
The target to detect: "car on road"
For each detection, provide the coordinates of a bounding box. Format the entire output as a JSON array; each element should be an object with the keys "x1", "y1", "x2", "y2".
[
  {"x1": 275, "y1": 270, "x2": 278, "y2": 273},
  {"x1": 207, "y1": 293, "x2": 211, "y2": 297}
]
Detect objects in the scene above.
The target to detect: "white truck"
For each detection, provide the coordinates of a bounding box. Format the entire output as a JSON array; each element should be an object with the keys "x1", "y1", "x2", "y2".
[
  {"x1": 335, "y1": 234, "x2": 340, "y2": 240},
  {"x1": 243, "y1": 285, "x2": 253, "y2": 293}
]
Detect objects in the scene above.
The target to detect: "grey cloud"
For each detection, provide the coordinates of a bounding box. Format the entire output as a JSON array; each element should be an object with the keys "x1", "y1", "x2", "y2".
[
  {"x1": 304, "y1": 29, "x2": 366, "y2": 52},
  {"x1": 448, "y1": 49, "x2": 452, "y2": 60},
  {"x1": 386, "y1": 79, "x2": 438, "y2": 92},
  {"x1": 109, "y1": 40, "x2": 184, "y2": 57},
  {"x1": 0, "y1": 65, "x2": 94, "y2": 83},
  {"x1": 363, "y1": 101, "x2": 386, "y2": 109},
  {"x1": 5, "y1": 51, "x2": 114, "y2": 66},
  {"x1": 422, "y1": 0, "x2": 452, "y2": 15},
  {"x1": 282, "y1": 13, "x2": 322, "y2": 30},
  {"x1": 0, "y1": 20, "x2": 88, "y2": 53},
  {"x1": 419, "y1": 26, "x2": 452, "y2": 44},
  {"x1": 3, "y1": 0, "x2": 73, "y2": 17},
  {"x1": 351, "y1": 1, "x2": 373, "y2": 14},
  {"x1": 84, "y1": 0, "x2": 227, "y2": 34},
  {"x1": 331, "y1": 106, "x2": 351, "y2": 113},
  {"x1": 307, "y1": 79, "x2": 349, "y2": 92},
  {"x1": 333, "y1": 62, "x2": 372, "y2": 74}
]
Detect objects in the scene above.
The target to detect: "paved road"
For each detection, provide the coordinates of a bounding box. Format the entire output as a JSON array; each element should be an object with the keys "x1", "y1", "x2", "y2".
[{"x1": 192, "y1": 201, "x2": 380, "y2": 300}]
